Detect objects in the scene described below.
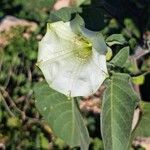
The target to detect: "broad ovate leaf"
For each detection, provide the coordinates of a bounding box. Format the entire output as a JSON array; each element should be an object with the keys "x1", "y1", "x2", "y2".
[
  {"x1": 106, "y1": 47, "x2": 113, "y2": 61},
  {"x1": 34, "y1": 81, "x2": 90, "y2": 150},
  {"x1": 135, "y1": 101, "x2": 150, "y2": 137},
  {"x1": 132, "y1": 75, "x2": 145, "y2": 85},
  {"x1": 110, "y1": 46, "x2": 129, "y2": 67},
  {"x1": 76, "y1": 0, "x2": 88, "y2": 6},
  {"x1": 106, "y1": 34, "x2": 126, "y2": 46},
  {"x1": 101, "y1": 73, "x2": 140, "y2": 150},
  {"x1": 37, "y1": 17, "x2": 108, "y2": 97},
  {"x1": 49, "y1": 7, "x2": 81, "y2": 22}
]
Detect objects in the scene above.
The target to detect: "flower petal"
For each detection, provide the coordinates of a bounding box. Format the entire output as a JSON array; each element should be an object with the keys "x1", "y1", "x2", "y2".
[
  {"x1": 38, "y1": 50, "x2": 108, "y2": 97},
  {"x1": 38, "y1": 25, "x2": 76, "y2": 63},
  {"x1": 37, "y1": 20, "x2": 108, "y2": 97},
  {"x1": 47, "y1": 21, "x2": 76, "y2": 41},
  {"x1": 39, "y1": 56, "x2": 83, "y2": 96},
  {"x1": 69, "y1": 50, "x2": 108, "y2": 97},
  {"x1": 89, "y1": 49, "x2": 108, "y2": 92},
  {"x1": 81, "y1": 27, "x2": 107, "y2": 55}
]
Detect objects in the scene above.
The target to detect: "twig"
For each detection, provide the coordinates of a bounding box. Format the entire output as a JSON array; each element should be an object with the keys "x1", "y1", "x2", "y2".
[
  {"x1": 0, "y1": 56, "x2": 3, "y2": 71},
  {"x1": 133, "y1": 46, "x2": 150, "y2": 60},
  {"x1": 0, "y1": 87, "x2": 26, "y2": 120},
  {"x1": 3, "y1": 67, "x2": 12, "y2": 90},
  {"x1": 27, "y1": 68, "x2": 32, "y2": 82},
  {"x1": 0, "y1": 91, "x2": 15, "y2": 117},
  {"x1": 129, "y1": 46, "x2": 150, "y2": 97},
  {"x1": 23, "y1": 90, "x2": 33, "y2": 112},
  {"x1": 1, "y1": 88, "x2": 22, "y2": 113}
]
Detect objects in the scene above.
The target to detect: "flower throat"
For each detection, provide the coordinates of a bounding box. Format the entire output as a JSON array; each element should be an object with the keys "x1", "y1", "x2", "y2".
[{"x1": 74, "y1": 36, "x2": 92, "y2": 63}]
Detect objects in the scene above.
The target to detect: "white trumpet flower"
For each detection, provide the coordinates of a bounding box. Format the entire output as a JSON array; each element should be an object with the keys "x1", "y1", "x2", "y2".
[{"x1": 37, "y1": 17, "x2": 108, "y2": 97}]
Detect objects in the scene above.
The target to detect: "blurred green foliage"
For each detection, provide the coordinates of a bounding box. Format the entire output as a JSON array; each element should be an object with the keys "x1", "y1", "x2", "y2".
[
  {"x1": 0, "y1": 0, "x2": 150, "y2": 149},
  {"x1": 0, "y1": 0, "x2": 55, "y2": 21}
]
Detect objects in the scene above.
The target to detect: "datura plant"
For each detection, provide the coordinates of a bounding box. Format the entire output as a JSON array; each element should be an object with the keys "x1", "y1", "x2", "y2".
[
  {"x1": 34, "y1": 15, "x2": 140, "y2": 150},
  {"x1": 37, "y1": 16, "x2": 108, "y2": 97}
]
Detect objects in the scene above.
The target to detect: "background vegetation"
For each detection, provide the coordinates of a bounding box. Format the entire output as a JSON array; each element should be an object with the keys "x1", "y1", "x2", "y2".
[{"x1": 0, "y1": 0, "x2": 150, "y2": 149}]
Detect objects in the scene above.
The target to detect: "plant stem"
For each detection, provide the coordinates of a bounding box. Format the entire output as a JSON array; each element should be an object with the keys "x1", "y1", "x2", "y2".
[{"x1": 0, "y1": 91, "x2": 15, "y2": 117}]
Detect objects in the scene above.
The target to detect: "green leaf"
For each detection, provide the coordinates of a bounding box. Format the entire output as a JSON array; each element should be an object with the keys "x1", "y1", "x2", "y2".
[
  {"x1": 132, "y1": 75, "x2": 145, "y2": 85},
  {"x1": 78, "y1": 0, "x2": 91, "y2": 5},
  {"x1": 135, "y1": 102, "x2": 150, "y2": 137},
  {"x1": 124, "y1": 19, "x2": 140, "y2": 38},
  {"x1": 70, "y1": 14, "x2": 85, "y2": 34},
  {"x1": 36, "y1": 133, "x2": 49, "y2": 149},
  {"x1": 49, "y1": 7, "x2": 81, "y2": 22},
  {"x1": 76, "y1": 0, "x2": 89, "y2": 6},
  {"x1": 110, "y1": 46, "x2": 129, "y2": 67},
  {"x1": 106, "y1": 47, "x2": 113, "y2": 61},
  {"x1": 101, "y1": 73, "x2": 139, "y2": 150},
  {"x1": 106, "y1": 34, "x2": 126, "y2": 46},
  {"x1": 34, "y1": 81, "x2": 90, "y2": 150}
]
